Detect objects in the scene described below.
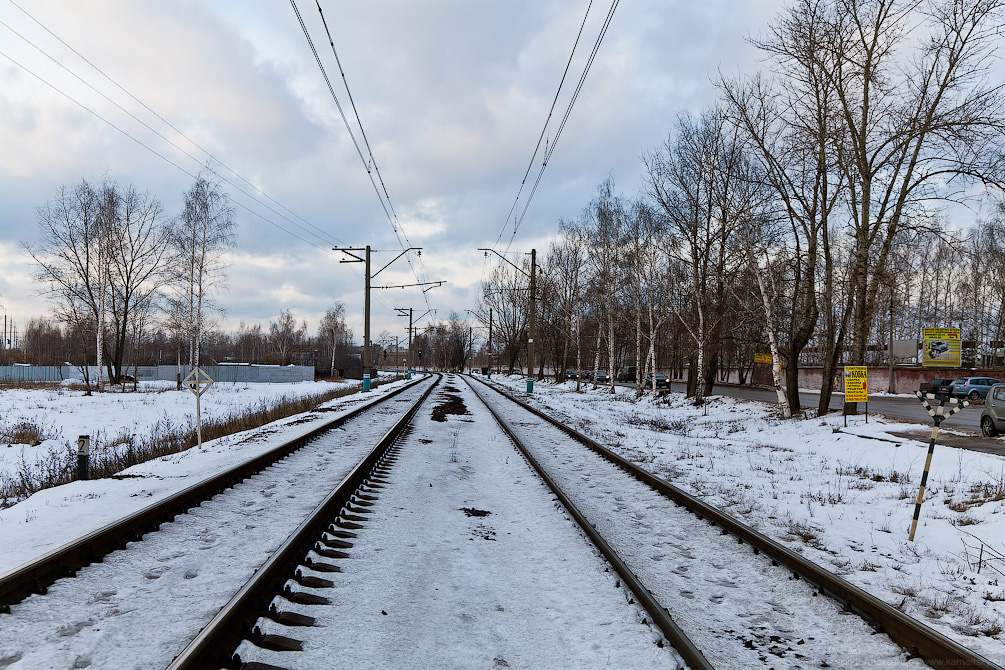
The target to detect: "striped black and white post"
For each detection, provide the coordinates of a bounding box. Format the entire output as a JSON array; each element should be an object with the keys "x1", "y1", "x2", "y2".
[{"x1": 910, "y1": 391, "x2": 968, "y2": 542}]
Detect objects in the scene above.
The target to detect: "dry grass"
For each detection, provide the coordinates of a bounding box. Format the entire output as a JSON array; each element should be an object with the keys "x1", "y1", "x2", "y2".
[{"x1": 0, "y1": 377, "x2": 402, "y2": 507}]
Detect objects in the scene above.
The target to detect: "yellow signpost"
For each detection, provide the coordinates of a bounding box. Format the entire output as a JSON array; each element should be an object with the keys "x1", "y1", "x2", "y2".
[
  {"x1": 843, "y1": 366, "x2": 868, "y2": 425},
  {"x1": 754, "y1": 353, "x2": 773, "y2": 364},
  {"x1": 844, "y1": 366, "x2": 868, "y2": 402},
  {"x1": 922, "y1": 328, "x2": 961, "y2": 367}
]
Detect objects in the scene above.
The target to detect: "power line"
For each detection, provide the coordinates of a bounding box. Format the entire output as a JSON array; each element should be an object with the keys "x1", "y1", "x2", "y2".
[
  {"x1": 493, "y1": 0, "x2": 595, "y2": 248},
  {"x1": 489, "y1": 0, "x2": 620, "y2": 261},
  {"x1": 290, "y1": 0, "x2": 434, "y2": 313},
  {"x1": 4, "y1": 0, "x2": 346, "y2": 249},
  {"x1": 0, "y1": 48, "x2": 326, "y2": 249},
  {"x1": 507, "y1": 0, "x2": 620, "y2": 253},
  {"x1": 310, "y1": 0, "x2": 434, "y2": 312}
]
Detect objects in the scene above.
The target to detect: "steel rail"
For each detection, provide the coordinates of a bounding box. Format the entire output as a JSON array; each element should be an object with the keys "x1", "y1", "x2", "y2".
[
  {"x1": 470, "y1": 375, "x2": 1004, "y2": 670},
  {"x1": 166, "y1": 373, "x2": 441, "y2": 669},
  {"x1": 0, "y1": 375, "x2": 426, "y2": 612},
  {"x1": 463, "y1": 375, "x2": 714, "y2": 670}
]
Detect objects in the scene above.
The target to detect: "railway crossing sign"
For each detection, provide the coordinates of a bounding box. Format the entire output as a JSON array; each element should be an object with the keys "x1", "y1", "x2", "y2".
[
  {"x1": 183, "y1": 367, "x2": 214, "y2": 447},
  {"x1": 909, "y1": 392, "x2": 969, "y2": 541}
]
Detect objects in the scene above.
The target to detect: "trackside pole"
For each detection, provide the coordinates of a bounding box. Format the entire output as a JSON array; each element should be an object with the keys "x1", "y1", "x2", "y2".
[{"x1": 909, "y1": 392, "x2": 967, "y2": 541}]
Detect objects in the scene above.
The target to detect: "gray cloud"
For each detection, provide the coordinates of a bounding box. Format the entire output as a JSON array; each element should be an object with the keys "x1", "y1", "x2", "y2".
[{"x1": 0, "y1": 0, "x2": 785, "y2": 341}]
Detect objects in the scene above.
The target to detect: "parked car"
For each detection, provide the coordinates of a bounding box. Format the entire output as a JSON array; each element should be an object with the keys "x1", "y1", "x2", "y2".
[
  {"x1": 982, "y1": 384, "x2": 1005, "y2": 437},
  {"x1": 616, "y1": 366, "x2": 637, "y2": 382},
  {"x1": 564, "y1": 369, "x2": 579, "y2": 380},
  {"x1": 928, "y1": 340, "x2": 950, "y2": 357},
  {"x1": 644, "y1": 372, "x2": 671, "y2": 389},
  {"x1": 594, "y1": 369, "x2": 610, "y2": 383},
  {"x1": 949, "y1": 376, "x2": 1005, "y2": 401},
  {"x1": 919, "y1": 378, "x2": 955, "y2": 395}
]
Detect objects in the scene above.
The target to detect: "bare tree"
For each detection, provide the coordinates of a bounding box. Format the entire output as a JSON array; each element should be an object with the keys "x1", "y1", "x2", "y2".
[
  {"x1": 821, "y1": 0, "x2": 1005, "y2": 369},
  {"x1": 26, "y1": 179, "x2": 169, "y2": 386},
  {"x1": 170, "y1": 173, "x2": 235, "y2": 368},
  {"x1": 318, "y1": 301, "x2": 352, "y2": 377}
]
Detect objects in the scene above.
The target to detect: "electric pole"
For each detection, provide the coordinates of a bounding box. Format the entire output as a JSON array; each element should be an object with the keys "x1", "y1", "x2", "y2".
[
  {"x1": 334, "y1": 246, "x2": 439, "y2": 391},
  {"x1": 478, "y1": 248, "x2": 536, "y2": 391},
  {"x1": 528, "y1": 248, "x2": 536, "y2": 384}
]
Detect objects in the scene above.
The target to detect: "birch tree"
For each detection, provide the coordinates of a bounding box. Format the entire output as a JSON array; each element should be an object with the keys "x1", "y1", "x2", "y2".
[{"x1": 171, "y1": 174, "x2": 235, "y2": 369}]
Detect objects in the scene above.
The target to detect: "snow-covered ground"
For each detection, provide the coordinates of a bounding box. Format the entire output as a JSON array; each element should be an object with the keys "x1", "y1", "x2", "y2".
[
  {"x1": 0, "y1": 376, "x2": 411, "y2": 573},
  {"x1": 487, "y1": 374, "x2": 1005, "y2": 663},
  {"x1": 3, "y1": 371, "x2": 1005, "y2": 665},
  {"x1": 0, "y1": 379, "x2": 361, "y2": 485}
]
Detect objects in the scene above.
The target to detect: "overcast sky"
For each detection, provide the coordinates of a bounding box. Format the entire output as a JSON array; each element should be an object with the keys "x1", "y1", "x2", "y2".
[{"x1": 0, "y1": 0, "x2": 784, "y2": 345}]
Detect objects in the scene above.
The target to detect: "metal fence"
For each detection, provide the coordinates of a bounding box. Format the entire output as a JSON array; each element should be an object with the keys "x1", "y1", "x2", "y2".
[{"x1": 0, "y1": 364, "x2": 315, "y2": 384}]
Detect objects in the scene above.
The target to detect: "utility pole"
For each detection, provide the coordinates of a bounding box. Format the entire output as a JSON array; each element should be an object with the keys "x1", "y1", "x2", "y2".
[
  {"x1": 396, "y1": 307, "x2": 433, "y2": 380},
  {"x1": 478, "y1": 248, "x2": 536, "y2": 392},
  {"x1": 364, "y1": 245, "x2": 371, "y2": 386},
  {"x1": 335, "y1": 246, "x2": 438, "y2": 391},
  {"x1": 528, "y1": 248, "x2": 537, "y2": 386},
  {"x1": 488, "y1": 307, "x2": 492, "y2": 378}
]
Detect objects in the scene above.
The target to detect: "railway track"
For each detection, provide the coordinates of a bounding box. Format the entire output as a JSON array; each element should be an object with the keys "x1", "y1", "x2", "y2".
[
  {"x1": 0, "y1": 374, "x2": 437, "y2": 669},
  {"x1": 468, "y1": 374, "x2": 1005, "y2": 670},
  {"x1": 6, "y1": 372, "x2": 998, "y2": 668}
]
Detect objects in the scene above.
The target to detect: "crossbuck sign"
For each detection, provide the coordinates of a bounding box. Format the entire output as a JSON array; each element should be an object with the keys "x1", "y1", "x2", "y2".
[{"x1": 183, "y1": 367, "x2": 214, "y2": 447}]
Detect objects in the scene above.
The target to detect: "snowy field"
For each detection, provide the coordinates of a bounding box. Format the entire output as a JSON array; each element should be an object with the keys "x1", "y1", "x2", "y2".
[
  {"x1": 3, "y1": 371, "x2": 1005, "y2": 663},
  {"x1": 488, "y1": 374, "x2": 1005, "y2": 663},
  {"x1": 0, "y1": 377, "x2": 376, "y2": 500},
  {"x1": 0, "y1": 376, "x2": 411, "y2": 571}
]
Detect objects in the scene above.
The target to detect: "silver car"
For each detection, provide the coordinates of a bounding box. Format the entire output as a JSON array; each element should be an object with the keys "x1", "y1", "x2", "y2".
[{"x1": 982, "y1": 384, "x2": 1005, "y2": 437}]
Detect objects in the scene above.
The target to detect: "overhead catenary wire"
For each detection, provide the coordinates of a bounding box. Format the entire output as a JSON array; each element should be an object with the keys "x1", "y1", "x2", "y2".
[
  {"x1": 506, "y1": 0, "x2": 620, "y2": 254},
  {"x1": 493, "y1": 0, "x2": 595, "y2": 249},
  {"x1": 290, "y1": 0, "x2": 435, "y2": 315},
  {"x1": 0, "y1": 48, "x2": 325, "y2": 250},
  {"x1": 4, "y1": 0, "x2": 342, "y2": 251},
  {"x1": 312, "y1": 0, "x2": 435, "y2": 314}
]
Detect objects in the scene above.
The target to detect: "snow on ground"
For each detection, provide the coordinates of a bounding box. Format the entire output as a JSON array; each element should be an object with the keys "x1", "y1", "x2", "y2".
[
  {"x1": 0, "y1": 378, "x2": 360, "y2": 484},
  {"x1": 0, "y1": 375, "x2": 413, "y2": 574},
  {"x1": 239, "y1": 377, "x2": 681, "y2": 670},
  {"x1": 488, "y1": 374, "x2": 1005, "y2": 663}
]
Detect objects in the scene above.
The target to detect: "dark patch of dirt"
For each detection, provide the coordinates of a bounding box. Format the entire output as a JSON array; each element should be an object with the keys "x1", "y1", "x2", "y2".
[
  {"x1": 418, "y1": 439, "x2": 433, "y2": 444},
  {"x1": 432, "y1": 393, "x2": 470, "y2": 422},
  {"x1": 460, "y1": 507, "x2": 491, "y2": 517},
  {"x1": 442, "y1": 385, "x2": 461, "y2": 393}
]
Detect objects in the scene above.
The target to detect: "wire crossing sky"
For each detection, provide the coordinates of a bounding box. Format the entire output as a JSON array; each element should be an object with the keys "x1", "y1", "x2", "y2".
[{"x1": 0, "y1": 0, "x2": 784, "y2": 337}]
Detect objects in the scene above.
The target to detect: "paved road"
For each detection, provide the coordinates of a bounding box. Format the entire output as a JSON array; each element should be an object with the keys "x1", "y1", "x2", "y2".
[{"x1": 611, "y1": 380, "x2": 1003, "y2": 451}]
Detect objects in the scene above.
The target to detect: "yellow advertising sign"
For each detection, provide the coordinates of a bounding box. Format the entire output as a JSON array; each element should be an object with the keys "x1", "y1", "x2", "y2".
[
  {"x1": 922, "y1": 327, "x2": 961, "y2": 367},
  {"x1": 844, "y1": 366, "x2": 868, "y2": 403},
  {"x1": 754, "y1": 353, "x2": 773, "y2": 364}
]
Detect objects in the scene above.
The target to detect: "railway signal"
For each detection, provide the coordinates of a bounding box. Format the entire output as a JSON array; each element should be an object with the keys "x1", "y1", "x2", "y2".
[{"x1": 909, "y1": 391, "x2": 968, "y2": 541}]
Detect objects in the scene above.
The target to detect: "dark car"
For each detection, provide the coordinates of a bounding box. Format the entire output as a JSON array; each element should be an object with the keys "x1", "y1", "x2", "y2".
[
  {"x1": 564, "y1": 369, "x2": 580, "y2": 380},
  {"x1": 594, "y1": 369, "x2": 610, "y2": 383},
  {"x1": 582, "y1": 369, "x2": 594, "y2": 381},
  {"x1": 949, "y1": 377, "x2": 1005, "y2": 401},
  {"x1": 982, "y1": 384, "x2": 1005, "y2": 437},
  {"x1": 645, "y1": 372, "x2": 671, "y2": 389},
  {"x1": 919, "y1": 378, "x2": 955, "y2": 395},
  {"x1": 616, "y1": 366, "x2": 637, "y2": 382}
]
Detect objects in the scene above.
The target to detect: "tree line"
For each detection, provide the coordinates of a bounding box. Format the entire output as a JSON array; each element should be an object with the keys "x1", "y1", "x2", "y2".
[
  {"x1": 17, "y1": 173, "x2": 356, "y2": 388},
  {"x1": 480, "y1": 0, "x2": 1005, "y2": 416}
]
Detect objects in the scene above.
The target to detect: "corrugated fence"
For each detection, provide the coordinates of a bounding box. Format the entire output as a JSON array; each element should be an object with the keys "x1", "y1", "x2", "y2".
[{"x1": 0, "y1": 364, "x2": 315, "y2": 384}]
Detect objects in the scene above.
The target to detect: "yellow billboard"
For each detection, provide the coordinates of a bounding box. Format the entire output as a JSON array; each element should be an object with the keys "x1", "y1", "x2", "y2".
[
  {"x1": 754, "y1": 353, "x2": 773, "y2": 364},
  {"x1": 922, "y1": 328, "x2": 961, "y2": 367},
  {"x1": 844, "y1": 366, "x2": 868, "y2": 403}
]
